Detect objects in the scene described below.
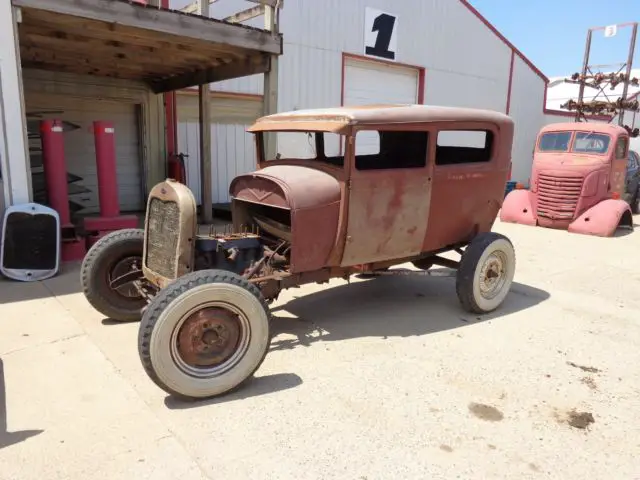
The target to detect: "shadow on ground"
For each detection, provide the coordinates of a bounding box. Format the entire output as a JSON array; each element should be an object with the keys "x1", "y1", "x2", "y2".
[
  {"x1": 163, "y1": 372, "x2": 303, "y2": 410},
  {"x1": 269, "y1": 270, "x2": 550, "y2": 352},
  {"x1": 0, "y1": 358, "x2": 43, "y2": 450},
  {"x1": 0, "y1": 261, "x2": 82, "y2": 305}
]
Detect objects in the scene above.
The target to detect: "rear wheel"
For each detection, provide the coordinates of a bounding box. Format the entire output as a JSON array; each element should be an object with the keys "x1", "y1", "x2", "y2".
[
  {"x1": 631, "y1": 187, "x2": 640, "y2": 214},
  {"x1": 80, "y1": 228, "x2": 146, "y2": 322},
  {"x1": 456, "y1": 232, "x2": 516, "y2": 314},
  {"x1": 137, "y1": 269, "x2": 271, "y2": 400}
]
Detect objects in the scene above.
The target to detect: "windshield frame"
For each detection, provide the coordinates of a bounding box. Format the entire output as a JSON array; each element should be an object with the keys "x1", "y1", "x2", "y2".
[
  {"x1": 537, "y1": 129, "x2": 612, "y2": 156},
  {"x1": 256, "y1": 130, "x2": 347, "y2": 170}
]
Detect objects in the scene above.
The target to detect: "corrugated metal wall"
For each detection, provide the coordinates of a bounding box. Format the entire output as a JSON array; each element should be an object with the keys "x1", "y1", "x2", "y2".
[
  {"x1": 176, "y1": 92, "x2": 260, "y2": 203},
  {"x1": 507, "y1": 56, "x2": 547, "y2": 183}
]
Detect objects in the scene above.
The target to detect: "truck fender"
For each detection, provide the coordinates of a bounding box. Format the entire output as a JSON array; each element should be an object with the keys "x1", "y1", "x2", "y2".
[
  {"x1": 568, "y1": 199, "x2": 634, "y2": 237},
  {"x1": 499, "y1": 189, "x2": 536, "y2": 226}
]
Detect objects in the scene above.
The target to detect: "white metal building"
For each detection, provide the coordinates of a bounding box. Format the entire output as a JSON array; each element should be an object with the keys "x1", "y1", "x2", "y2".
[{"x1": 171, "y1": 0, "x2": 554, "y2": 202}]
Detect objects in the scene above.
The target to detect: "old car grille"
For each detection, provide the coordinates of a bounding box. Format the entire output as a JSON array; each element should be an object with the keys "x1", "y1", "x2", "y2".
[
  {"x1": 536, "y1": 173, "x2": 584, "y2": 220},
  {"x1": 145, "y1": 197, "x2": 180, "y2": 279}
]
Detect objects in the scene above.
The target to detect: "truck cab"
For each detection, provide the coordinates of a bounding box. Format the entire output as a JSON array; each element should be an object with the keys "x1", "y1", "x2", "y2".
[{"x1": 500, "y1": 122, "x2": 635, "y2": 236}]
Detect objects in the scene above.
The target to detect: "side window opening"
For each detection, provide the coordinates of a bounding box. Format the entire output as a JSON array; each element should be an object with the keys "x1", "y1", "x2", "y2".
[
  {"x1": 354, "y1": 130, "x2": 428, "y2": 171},
  {"x1": 616, "y1": 136, "x2": 628, "y2": 160},
  {"x1": 436, "y1": 130, "x2": 493, "y2": 165}
]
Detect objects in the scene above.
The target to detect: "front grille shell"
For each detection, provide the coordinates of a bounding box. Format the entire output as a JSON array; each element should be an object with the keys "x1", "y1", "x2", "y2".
[{"x1": 142, "y1": 180, "x2": 197, "y2": 289}]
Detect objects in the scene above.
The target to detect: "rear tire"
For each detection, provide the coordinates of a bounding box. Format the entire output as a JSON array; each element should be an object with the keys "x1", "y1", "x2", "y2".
[
  {"x1": 80, "y1": 228, "x2": 146, "y2": 322},
  {"x1": 137, "y1": 269, "x2": 271, "y2": 400},
  {"x1": 456, "y1": 232, "x2": 516, "y2": 314},
  {"x1": 631, "y1": 187, "x2": 640, "y2": 214}
]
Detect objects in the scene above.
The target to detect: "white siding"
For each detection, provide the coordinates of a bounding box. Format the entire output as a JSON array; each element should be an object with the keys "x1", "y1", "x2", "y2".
[
  {"x1": 507, "y1": 56, "x2": 547, "y2": 184},
  {"x1": 177, "y1": 122, "x2": 256, "y2": 204},
  {"x1": 176, "y1": 91, "x2": 263, "y2": 204}
]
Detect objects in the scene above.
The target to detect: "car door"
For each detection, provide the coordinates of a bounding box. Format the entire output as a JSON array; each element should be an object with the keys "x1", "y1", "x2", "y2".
[
  {"x1": 626, "y1": 150, "x2": 640, "y2": 199},
  {"x1": 340, "y1": 127, "x2": 432, "y2": 266}
]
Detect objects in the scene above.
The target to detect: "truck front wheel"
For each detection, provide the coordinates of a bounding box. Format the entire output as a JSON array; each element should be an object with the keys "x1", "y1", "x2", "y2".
[
  {"x1": 455, "y1": 232, "x2": 516, "y2": 314},
  {"x1": 137, "y1": 269, "x2": 271, "y2": 400}
]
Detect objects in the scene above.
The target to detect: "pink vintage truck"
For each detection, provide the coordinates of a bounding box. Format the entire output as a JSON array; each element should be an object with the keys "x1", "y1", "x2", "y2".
[{"x1": 500, "y1": 122, "x2": 638, "y2": 237}]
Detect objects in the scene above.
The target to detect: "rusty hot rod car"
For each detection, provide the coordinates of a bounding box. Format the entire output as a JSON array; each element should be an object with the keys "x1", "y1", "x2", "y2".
[{"x1": 80, "y1": 105, "x2": 518, "y2": 399}]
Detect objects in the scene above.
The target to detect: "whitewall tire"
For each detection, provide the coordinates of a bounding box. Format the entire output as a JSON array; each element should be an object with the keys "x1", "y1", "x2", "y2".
[
  {"x1": 456, "y1": 232, "x2": 516, "y2": 314},
  {"x1": 138, "y1": 269, "x2": 271, "y2": 399}
]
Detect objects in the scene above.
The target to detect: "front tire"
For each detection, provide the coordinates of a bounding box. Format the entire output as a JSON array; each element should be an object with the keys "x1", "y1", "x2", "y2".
[
  {"x1": 80, "y1": 228, "x2": 146, "y2": 322},
  {"x1": 137, "y1": 269, "x2": 271, "y2": 400},
  {"x1": 456, "y1": 232, "x2": 516, "y2": 314}
]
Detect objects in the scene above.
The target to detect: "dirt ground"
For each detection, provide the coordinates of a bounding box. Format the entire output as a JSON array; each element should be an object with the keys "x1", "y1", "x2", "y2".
[{"x1": 1, "y1": 218, "x2": 639, "y2": 480}]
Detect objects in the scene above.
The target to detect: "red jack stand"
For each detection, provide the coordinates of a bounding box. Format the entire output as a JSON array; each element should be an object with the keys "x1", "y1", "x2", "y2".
[
  {"x1": 84, "y1": 121, "x2": 139, "y2": 249},
  {"x1": 40, "y1": 119, "x2": 87, "y2": 262}
]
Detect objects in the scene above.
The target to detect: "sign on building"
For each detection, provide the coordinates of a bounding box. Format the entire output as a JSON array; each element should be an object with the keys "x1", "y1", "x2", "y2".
[{"x1": 364, "y1": 7, "x2": 398, "y2": 61}]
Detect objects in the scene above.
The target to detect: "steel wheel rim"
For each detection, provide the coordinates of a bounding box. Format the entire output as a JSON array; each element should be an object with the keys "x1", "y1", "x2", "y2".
[
  {"x1": 170, "y1": 301, "x2": 251, "y2": 379},
  {"x1": 109, "y1": 256, "x2": 142, "y2": 298},
  {"x1": 478, "y1": 251, "x2": 508, "y2": 300}
]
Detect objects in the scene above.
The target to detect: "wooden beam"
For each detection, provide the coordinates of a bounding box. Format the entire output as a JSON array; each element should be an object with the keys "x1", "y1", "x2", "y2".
[
  {"x1": 198, "y1": 0, "x2": 213, "y2": 225},
  {"x1": 20, "y1": 12, "x2": 245, "y2": 62},
  {"x1": 245, "y1": 0, "x2": 284, "y2": 8},
  {"x1": 148, "y1": 54, "x2": 271, "y2": 93},
  {"x1": 262, "y1": 4, "x2": 279, "y2": 160},
  {"x1": 224, "y1": 5, "x2": 265, "y2": 24},
  {"x1": 181, "y1": 0, "x2": 282, "y2": 15},
  {"x1": 12, "y1": 0, "x2": 282, "y2": 55}
]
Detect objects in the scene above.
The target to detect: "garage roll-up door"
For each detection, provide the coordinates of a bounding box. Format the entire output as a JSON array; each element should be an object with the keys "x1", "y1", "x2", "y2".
[
  {"x1": 26, "y1": 95, "x2": 144, "y2": 214},
  {"x1": 344, "y1": 57, "x2": 420, "y2": 154}
]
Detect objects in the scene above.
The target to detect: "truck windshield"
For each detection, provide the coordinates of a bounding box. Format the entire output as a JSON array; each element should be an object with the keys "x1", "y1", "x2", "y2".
[
  {"x1": 538, "y1": 132, "x2": 571, "y2": 152},
  {"x1": 268, "y1": 131, "x2": 344, "y2": 167},
  {"x1": 572, "y1": 132, "x2": 610, "y2": 154},
  {"x1": 538, "y1": 131, "x2": 611, "y2": 155}
]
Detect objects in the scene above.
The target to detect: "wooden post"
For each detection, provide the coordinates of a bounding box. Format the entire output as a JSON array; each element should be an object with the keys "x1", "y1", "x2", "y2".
[
  {"x1": 262, "y1": 3, "x2": 279, "y2": 160},
  {"x1": 198, "y1": 0, "x2": 213, "y2": 224}
]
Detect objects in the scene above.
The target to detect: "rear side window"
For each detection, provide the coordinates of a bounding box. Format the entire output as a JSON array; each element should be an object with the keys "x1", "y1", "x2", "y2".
[
  {"x1": 615, "y1": 137, "x2": 628, "y2": 159},
  {"x1": 435, "y1": 130, "x2": 493, "y2": 165},
  {"x1": 355, "y1": 130, "x2": 428, "y2": 170}
]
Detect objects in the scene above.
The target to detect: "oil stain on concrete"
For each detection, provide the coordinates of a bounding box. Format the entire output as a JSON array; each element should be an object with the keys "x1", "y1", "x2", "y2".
[{"x1": 468, "y1": 402, "x2": 504, "y2": 422}]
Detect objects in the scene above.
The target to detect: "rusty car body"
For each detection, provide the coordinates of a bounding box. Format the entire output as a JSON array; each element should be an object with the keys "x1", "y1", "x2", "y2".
[
  {"x1": 81, "y1": 104, "x2": 519, "y2": 399},
  {"x1": 500, "y1": 122, "x2": 635, "y2": 236}
]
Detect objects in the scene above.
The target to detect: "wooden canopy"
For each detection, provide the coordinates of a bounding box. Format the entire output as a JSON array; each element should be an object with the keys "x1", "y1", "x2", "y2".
[{"x1": 13, "y1": 0, "x2": 283, "y2": 93}]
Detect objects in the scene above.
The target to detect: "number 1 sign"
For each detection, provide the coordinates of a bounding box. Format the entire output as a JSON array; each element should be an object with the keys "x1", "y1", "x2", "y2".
[{"x1": 364, "y1": 7, "x2": 398, "y2": 61}]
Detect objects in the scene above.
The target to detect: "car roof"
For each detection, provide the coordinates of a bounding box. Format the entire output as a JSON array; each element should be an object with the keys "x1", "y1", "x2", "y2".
[
  {"x1": 247, "y1": 104, "x2": 513, "y2": 132},
  {"x1": 539, "y1": 122, "x2": 629, "y2": 136}
]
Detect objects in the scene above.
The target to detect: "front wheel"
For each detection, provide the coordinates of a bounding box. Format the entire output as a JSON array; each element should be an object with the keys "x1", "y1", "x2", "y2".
[
  {"x1": 455, "y1": 232, "x2": 516, "y2": 314},
  {"x1": 80, "y1": 228, "x2": 146, "y2": 322},
  {"x1": 137, "y1": 269, "x2": 271, "y2": 400}
]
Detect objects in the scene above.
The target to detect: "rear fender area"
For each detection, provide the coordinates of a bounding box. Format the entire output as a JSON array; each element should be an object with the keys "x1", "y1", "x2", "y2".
[
  {"x1": 568, "y1": 199, "x2": 633, "y2": 237},
  {"x1": 499, "y1": 189, "x2": 537, "y2": 226}
]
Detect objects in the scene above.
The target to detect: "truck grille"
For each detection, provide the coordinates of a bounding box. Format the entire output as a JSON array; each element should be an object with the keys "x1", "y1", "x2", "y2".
[
  {"x1": 145, "y1": 197, "x2": 180, "y2": 279},
  {"x1": 536, "y1": 174, "x2": 584, "y2": 220}
]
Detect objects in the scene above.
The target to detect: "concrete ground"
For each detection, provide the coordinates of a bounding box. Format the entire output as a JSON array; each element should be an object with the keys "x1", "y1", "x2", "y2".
[{"x1": 1, "y1": 218, "x2": 639, "y2": 480}]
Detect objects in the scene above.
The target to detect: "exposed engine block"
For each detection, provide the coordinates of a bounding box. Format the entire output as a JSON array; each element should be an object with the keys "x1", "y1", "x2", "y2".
[{"x1": 194, "y1": 234, "x2": 264, "y2": 276}]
